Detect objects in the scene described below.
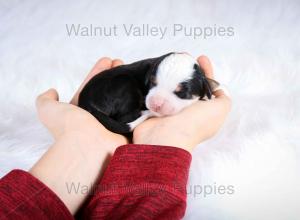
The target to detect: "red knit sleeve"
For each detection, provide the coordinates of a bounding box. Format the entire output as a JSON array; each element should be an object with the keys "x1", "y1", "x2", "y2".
[
  {"x1": 0, "y1": 169, "x2": 73, "y2": 220},
  {"x1": 80, "y1": 144, "x2": 191, "y2": 220}
]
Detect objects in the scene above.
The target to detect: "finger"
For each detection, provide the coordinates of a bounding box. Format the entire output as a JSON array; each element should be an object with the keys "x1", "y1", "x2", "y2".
[
  {"x1": 197, "y1": 55, "x2": 214, "y2": 79},
  {"x1": 89, "y1": 57, "x2": 113, "y2": 76},
  {"x1": 213, "y1": 89, "x2": 226, "y2": 98},
  {"x1": 112, "y1": 59, "x2": 124, "y2": 67},
  {"x1": 70, "y1": 57, "x2": 113, "y2": 105}
]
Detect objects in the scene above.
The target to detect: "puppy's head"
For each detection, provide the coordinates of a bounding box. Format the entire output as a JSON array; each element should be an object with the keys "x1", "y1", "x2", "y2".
[{"x1": 145, "y1": 52, "x2": 212, "y2": 116}]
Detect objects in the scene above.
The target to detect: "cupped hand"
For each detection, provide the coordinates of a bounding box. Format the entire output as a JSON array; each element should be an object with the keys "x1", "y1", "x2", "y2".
[
  {"x1": 36, "y1": 58, "x2": 127, "y2": 153},
  {"x1": 133, "y1": 55, "x2": 231, "y2": 152}
]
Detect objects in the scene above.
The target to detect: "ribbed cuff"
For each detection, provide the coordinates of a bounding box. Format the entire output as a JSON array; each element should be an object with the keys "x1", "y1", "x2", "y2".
[
  {"x1": 94, "y1": 144, "x2": 192, "y2": 200},
  {"x1": 0, "y1": 169, "x2": 73, "y2": 219}
]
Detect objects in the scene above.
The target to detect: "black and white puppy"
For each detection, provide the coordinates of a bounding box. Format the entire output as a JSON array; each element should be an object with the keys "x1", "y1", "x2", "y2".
[{"x1": 78, "y1": 52, "x2": 215, "y2": 135}]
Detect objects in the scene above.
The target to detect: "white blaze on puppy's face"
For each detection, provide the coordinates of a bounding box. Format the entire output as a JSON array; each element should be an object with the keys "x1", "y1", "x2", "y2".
[{"x1": 146, "y1": 53, "x2": 199, "y2": 116}]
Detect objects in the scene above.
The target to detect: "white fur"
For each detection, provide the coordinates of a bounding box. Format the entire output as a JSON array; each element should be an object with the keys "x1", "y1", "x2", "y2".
[
  {"x1": 127, "y1": 110, "x2": 153, "y2": 130},
  {"x1": 0, "y1": 1, "x2": 299, "y2": 219},
  {"x1": 156, "y1": 53, "x2": 196, "y2": 90},
  {"x1": 146, "y1": 53, "x2": 199, "y2": 115}
]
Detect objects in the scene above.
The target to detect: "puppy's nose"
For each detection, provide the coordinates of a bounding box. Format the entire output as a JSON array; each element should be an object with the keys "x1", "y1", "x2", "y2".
[{"x1": 149, "y1": 96, "x2": 165, "y2": 112}]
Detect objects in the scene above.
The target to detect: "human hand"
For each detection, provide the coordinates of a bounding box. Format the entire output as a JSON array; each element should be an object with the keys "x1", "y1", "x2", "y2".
[
  {"x1": 36, "y1": 58, "x2": 127, "y2": 153},
  {"x1": 133, "y1": 55, "x2": 231, "y2": 152},
  {"x1": 32, "y1": 58, "x2": 127, "y2": 213}
]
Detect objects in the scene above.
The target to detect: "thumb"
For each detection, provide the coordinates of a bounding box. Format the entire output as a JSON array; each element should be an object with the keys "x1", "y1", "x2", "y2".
[{"x1": 36, "y1": 88, "x2": 60, "y2": 126}]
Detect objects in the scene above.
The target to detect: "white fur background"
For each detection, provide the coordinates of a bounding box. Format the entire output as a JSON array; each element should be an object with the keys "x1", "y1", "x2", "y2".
[{"x1": 0, "y1": 0, "x2": 299, "y2": 219}]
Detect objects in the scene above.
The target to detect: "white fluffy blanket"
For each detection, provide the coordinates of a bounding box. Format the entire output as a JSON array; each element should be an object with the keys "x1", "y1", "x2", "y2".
[{"x1": 0, "y1": 0, "x2": 299, "y2": 219}]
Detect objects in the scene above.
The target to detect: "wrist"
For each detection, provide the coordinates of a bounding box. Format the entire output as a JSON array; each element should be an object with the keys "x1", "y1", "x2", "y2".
[
  {"x1": 30, "y1": 131, "x2": 118, "y2": 214},
  {"x1": 59, "y1": 130, "x2": 127, "y2": 155}
]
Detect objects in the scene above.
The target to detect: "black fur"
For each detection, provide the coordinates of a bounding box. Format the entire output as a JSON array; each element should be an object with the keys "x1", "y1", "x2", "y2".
[
  {"x1": 78, "y1": 53, "x2": 171, "y2": 135},
  {"x1": 173, "y1": 64, "x2": 212, "y2": 100}
]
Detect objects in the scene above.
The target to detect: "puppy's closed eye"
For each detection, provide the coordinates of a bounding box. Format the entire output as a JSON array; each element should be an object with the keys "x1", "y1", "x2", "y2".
[{"x1": 174, "y1": 83, "x2": 192, "y2": 99}]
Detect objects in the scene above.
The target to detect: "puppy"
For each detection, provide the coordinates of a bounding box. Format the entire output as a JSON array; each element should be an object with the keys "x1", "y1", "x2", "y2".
[{"x1": 78, "y1": 52, "x2": 215, "y2": 135}]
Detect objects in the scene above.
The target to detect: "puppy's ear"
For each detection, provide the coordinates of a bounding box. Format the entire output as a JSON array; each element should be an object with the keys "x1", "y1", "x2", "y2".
[
  {"x1": 202, "y1": 77, "x2": 213, "y2": 99},
  {"x1": 194, "y1": 64, "x2": 213, "y2": 99},
  {"x1": 206, "y1": 78, "x2": 220, "y2": 91}
]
